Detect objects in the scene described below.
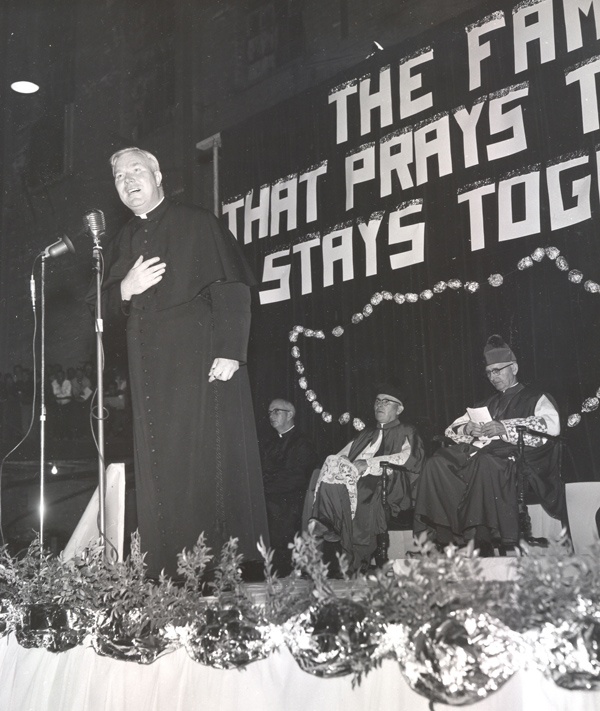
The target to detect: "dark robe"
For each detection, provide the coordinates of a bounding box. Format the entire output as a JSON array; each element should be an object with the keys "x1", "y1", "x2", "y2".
[
  {"x1": 308, "y1": 420, "x2": 424, "y2": 571},
  {"x1": 260, "y1": 426, "x2": 317, "y2": 574},
  {"x1": 97, "y1": 199, "x2": 269, "y2": 576},
  {"x1": 414, "y1": 383, "x2": 566, "y2": 546}
]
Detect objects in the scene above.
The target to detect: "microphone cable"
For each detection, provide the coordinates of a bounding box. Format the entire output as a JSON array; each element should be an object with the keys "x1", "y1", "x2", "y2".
[{"x1": 0, "y1": 257, "x2": 42, "y2": 545}]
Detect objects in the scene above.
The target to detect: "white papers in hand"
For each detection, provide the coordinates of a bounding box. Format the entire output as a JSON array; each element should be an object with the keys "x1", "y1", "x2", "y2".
[
  {"x1": 466, "y1": 406, "x2": 492, "y2": 423},
  {"x1": 466, "y1": 406, "x2": 496, "y2": 448}
]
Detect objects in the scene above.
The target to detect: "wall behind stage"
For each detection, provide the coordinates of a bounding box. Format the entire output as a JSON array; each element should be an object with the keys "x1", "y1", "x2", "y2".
[{"x1": 220, "y1": 0, "x2": 600, "y2": 478}]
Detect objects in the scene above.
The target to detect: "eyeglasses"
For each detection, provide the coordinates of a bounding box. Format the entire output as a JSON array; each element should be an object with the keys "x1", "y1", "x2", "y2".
[
  {"x1": 486, "y1": 363, "x2": 513, "y2": 378},
  {"x1": 268, "y1": 408, "x2": 290, "y2": 415},
  {"x1": 374, "y1": 398, "x2": 400, "y2": 407}
]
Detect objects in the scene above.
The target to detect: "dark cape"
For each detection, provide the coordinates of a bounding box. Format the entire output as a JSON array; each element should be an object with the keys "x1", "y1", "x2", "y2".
[
  {"x1": 309, "y1": 419, "x2": 424, "y2": 570},
  {"x1": 414, "y1": 383, "x2": 566, "y2": 545},
  {"x1": 96, "y1": 199, "x2": 269, "y2": 576}
]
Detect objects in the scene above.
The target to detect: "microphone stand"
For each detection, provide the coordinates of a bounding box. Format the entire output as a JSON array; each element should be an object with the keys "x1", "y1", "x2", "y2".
[
  {"x1": 34, "y1": 236, "x2": 75, "y2": 552},
  {"x1": 38, "y1": 256, "x2": 47, "y2": 550},
  {"x1": 92, "y1": 235, "x2": 106, "y2": 551}
]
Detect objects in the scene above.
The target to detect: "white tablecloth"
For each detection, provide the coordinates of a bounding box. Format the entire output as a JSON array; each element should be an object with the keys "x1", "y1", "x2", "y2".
[{"x1": 0, "y1": 634, "x2": 599, "y2": 711}]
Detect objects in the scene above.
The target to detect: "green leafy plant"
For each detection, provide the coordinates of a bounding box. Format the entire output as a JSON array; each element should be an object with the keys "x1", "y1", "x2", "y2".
[
  {"x1": 176, "y1": 532, "x2": 213, "y2": 594},
  {"x1": 5, "y1": 537, "x2": 109, "y2": 613},
  {"x1": 97, "y1": 532, "x2": 187, "y2": 640},
  {"x1": 257, "y1": 536, "x2": 313, "y2": 624},
  {"x1": 364, "y1": 535, "x2": 519, "y2": 632},
  {"x1": 513, "y1": 533, "x2": 593, "y2": 631}
]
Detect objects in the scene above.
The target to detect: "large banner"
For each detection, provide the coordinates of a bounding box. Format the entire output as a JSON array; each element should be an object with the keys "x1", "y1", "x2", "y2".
[{"x1": 221, "y1": 0, "x2": 600, "y2": 471}]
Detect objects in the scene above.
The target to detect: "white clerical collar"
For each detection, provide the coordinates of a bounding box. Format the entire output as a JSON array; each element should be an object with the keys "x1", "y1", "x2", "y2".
[
  {"x1": 137, "y1": 196, "x2": 165, "y2": 219},
  {"x1": 501, "y1": 382, "x2": 520, "y2": 393},
  {"x1": 278, "y1": 424, "x2": 295, "y2": 437}
]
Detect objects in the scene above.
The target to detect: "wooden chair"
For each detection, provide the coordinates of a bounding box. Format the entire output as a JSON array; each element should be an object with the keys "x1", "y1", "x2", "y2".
[
  {"x1": 409, "y1": 426, "x2": 567, "y2": 557},
  {"x1": 515, "y1": 424, "x2": 567, "y2": 548},
  {"x1": 377, "y1": 418, "x2": 434, "y2": 563},
  {"x1": 378, "y1": 462, "x2": 414, "y2": 564}
]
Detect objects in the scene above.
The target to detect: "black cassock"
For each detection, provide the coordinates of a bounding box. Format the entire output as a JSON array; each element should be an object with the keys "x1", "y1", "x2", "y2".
[
  {"x1": 414, "y1": 383, "x2": 566, "y2": 546},
  {"x1": 261, "y1": 427, "x2": 317, "y2": 574},
  {"x1": 99, "y1": 199, "x2": 269, "y2": 576},
  {"x1": 307, "y1": 420, "x2": 425, "y2": 571}
]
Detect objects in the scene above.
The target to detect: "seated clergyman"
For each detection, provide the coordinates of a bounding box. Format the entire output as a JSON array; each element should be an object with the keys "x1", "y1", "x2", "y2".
[
  {"x1": 261, "y1": 398, "x2": 317, "y2": 576},
  {"x1": 307, "y1": 384, "x2": 424, "y2": 572},
  {"x1": 413, "y1": 335, "x2": 566, "y2": 555}
]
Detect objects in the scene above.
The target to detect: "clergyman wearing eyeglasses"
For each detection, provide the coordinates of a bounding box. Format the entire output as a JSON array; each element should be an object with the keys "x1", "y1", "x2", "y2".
[
  {"x1": 307, "y1": 383, "x2": 425, "y2": 574},
  {"x1": 260, "y1": 399, "x2": 317, "y2": 576},
  {"x1": 413, "y1": 334, "x2": 566, "y2": 556}
]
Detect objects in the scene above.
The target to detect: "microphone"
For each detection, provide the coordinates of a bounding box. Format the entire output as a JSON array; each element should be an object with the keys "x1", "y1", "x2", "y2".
[
  {"x1": 42, "y1": 235, "x2": 76, "y2": 259},
  {"x1": 83, "y1": 209, "x2": 106, "y2": 239}
]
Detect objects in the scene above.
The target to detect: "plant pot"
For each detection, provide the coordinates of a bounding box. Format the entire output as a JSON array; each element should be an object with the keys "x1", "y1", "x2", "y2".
[
  {"x1": 284, "y1": 598, "x2": 383, "y2": 677},
  {"x1": 185, "y1": 604, "x2": 271, "y2": 669},
  {"x1": 0, "y1": 600, "x2": 12, "y2": 638},
  {"x1": 15, "y1": 604, "x2": 86, "y2": 652},
  {"x1": 92, "y1": 610, "x2": 173, "y2": 664}
]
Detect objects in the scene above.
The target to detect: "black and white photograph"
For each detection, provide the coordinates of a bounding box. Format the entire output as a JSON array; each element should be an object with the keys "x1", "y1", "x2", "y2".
[{"x1": 0, "y1": 1, "x2": 599, "y2": 709}]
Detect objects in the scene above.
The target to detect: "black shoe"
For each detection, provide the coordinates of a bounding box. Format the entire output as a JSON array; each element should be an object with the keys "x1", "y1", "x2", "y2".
[
  {"x1": 322, "y1": 540, "x2": 343, "y2": 578},
  {"x1": 405, "y1": 550, "x2": 421, "y2": 558},
  {"x1": 240, "y1": 560, "x2": 265, "y2": 583},
  {"x1": 475, "y1": 540, "x2": 495, "y2": 557},
  {"x1": 524, "y1": 536, "x2": 549, "y2": 547},
  {"x1": 497, "y1": 543, "x2": 518, "y2": 557}
]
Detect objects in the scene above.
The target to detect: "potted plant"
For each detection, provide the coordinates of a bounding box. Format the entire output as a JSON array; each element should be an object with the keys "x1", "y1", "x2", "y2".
[
  {"x1": 0, "y1": 543, "x2": 20, "y2": 638},
  {"x1": 514, "y1": 535, "x2": 600, "y2": 690},
  {"x1": 92, "y1": 532, "x2": 186, "y2": 664},
  {"x1": 281, "y1": 531, "x2": 383, "y2": 679},
  {"x1": 11, "y1": 537, "x2": 103, "y2": 652},
  {"x1": 184, "y1": 536, "x2": 273, "y2": 669}
]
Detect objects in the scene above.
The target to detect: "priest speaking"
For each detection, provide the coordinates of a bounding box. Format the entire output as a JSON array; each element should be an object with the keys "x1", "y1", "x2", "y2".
[{"x1": 97, "y1": 147, "x2": 269, "y2": 578}]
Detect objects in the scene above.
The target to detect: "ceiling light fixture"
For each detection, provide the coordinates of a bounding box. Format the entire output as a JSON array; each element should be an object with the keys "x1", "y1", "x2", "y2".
[{"x1": 11, "y1": 80, "x2": 39, "y2": 94}]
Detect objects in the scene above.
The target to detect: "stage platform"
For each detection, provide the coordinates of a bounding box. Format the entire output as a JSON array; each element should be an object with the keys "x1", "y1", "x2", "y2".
[
  {"x1": 1, "y1": 632, "x2": 598, "y2": 711},
  {"x1": 0, "y1": 556, "x2": 598, "y2": 711},
  {"x1": 1, "y1": 462, "x2": 598, "y2": 711},
  {"x1": 243, "y1": 556, "x2": 524, "y2": 607}
]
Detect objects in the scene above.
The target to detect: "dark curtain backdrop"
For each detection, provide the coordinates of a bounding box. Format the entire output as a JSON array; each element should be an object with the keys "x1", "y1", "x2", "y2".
[{"x1": 221, "y1": 0, "x2": 600, "y2": 478}]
